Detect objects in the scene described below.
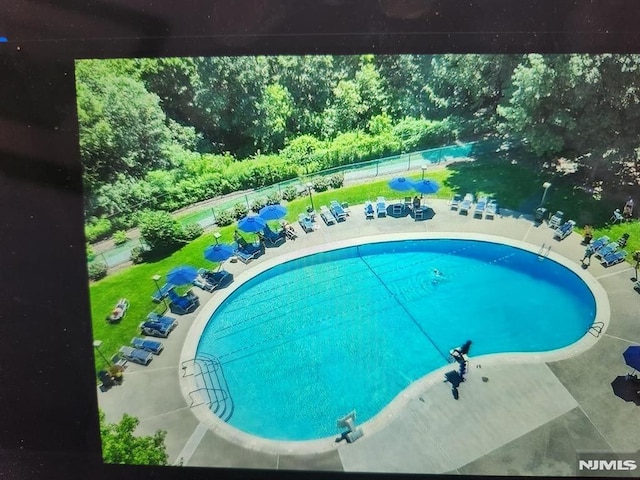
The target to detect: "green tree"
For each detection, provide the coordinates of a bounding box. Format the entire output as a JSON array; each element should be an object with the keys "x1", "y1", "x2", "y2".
[
  {"x1": 254, "y1": 83, "x2": 294, "y2": 152},
  {"x1": 138, "y1": 210, "x2": 185, "y2": 252},
  {"x1": 99, "y1": 411, "x2": 168, "y2": 465}
]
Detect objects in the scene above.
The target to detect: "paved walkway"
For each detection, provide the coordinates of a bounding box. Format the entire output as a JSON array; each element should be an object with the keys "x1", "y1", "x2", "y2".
[{"x1": 97, "y1": 198, "x2": 640, "y2": 475}]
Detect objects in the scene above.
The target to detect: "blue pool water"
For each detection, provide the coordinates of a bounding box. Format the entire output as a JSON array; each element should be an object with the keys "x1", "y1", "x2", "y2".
[{"x1": 196, "y1": 239, "x2": 596, "y2": 441}]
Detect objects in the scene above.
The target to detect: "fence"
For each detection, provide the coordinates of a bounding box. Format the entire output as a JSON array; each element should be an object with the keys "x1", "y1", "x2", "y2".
[{"x1": 91, "y1": 139, "x2": 503, "y2": 268}]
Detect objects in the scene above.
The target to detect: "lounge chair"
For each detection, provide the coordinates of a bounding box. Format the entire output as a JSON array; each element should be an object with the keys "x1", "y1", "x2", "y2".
[
  {"x1": 450, "y1": 194, "x2": 463, "y2": 210},
  {"x1": 330, "y1": 200, "x2": 347, "y2": 221},
  {"x1": 261, "y1": 223, "x2": 285, "y2": 247},
  {"x1": 485, "y1": 199, "x2": 498, "y2": 219},
  {"x1": 151, "y1": 283, "x2": 173, "y2": 303},
  {"x1": 131, "y1": 337, "x2": 164, "y2": 354},
  {"x1": 341, "y1": 201, "x2": 351, "y2": 216},
  {"x1": 141, "y1": 312, "x2": 178, "y2": 337},
  {"x1": 601, "y1": 250, "x2": 628, "y2": 267},
  {"x1": 553, "y1": 220, "x2": 575, "y2": 240},
  {"x1": 106, "y1": 298, "x2": 129, "y2": 323},
  {"x1": 298, "y1": 213, "x2": 314, "y2": 233},
  {"x1": 198, "y1": 268, "x2": 232, "y2": 289},
  {"x1": 548, "y1": 211, "x2": 564, "y2": 229},
  {"x1": 364, "y1": 201, "x2": 375, "y2": 219},
  {"x1": 590, "y1": 235, "x2": 610, "y2": 251},
  {"x1": 473, "y1": 196, "x2": 488, "y2": 218},
  {"x1": 594, "y1": 242, "x2": 619, "y2": 260},
  {"x1": 634, "y1": 280, "x2": 640, "y2": 293},
  {"x1": 232, "y1": 241, "x2": 262, "y2": 263},
  {"x1": 97, "y1": 370, "x2": 115, "y2": 389},
  {"x1": 617, "y1": 233, "x2": 630, "y2": 248},
  {"x1": 320, "y1": 205, "x2": 337, "y2": 225},
  {"x1": 167, "y1": 287, "x2": 199, "y2": 314},
  {"x1": 279, "y1": 221, "x2": 297, "y2": 240},
  {"x1": 376, "y1": 197, "x2": 386, "y2": 217},
  {"x1": 119, "y1": 346, "x2": 153, "y2": 366},
  {"x1": 459, "y1": 193, "x2": 474, "y2": 215},
  {"x1": 404, "y1": 196, "x2": 412, "y2": 209}
]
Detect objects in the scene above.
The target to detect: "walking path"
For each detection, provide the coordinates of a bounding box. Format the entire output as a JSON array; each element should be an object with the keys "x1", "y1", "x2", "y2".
[{"x1": 96, "y1": 198, "x2": 640, "y2": 475}]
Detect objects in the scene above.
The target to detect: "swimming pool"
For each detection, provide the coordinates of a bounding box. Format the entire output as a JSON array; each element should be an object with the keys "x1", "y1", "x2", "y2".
[{"x1": 193, "y1": 237, "x2": 598, "y2": 442}]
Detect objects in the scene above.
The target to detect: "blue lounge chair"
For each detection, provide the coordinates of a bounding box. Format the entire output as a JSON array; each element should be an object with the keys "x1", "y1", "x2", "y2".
[
  {"x1": 119, "y1": 346, "x2": 153, "y2": 366},
  {"x1": 198, "y1": 268, "x2": 232, "y2": 289},
  {"x1": 147, "y1": 312, "x2": 178, "y2": 329},
  {"x1": 131, "y1": 337, "x2": 164, "y2": 354},
  {"x1": 298, "y1": 213, "x2": 314, "y2": 233},
  {"x1": 617, "y1": 233, "x2": 630, "y2": 248},
  {"x1": 485, "y1": 199, "x2": 498, "y2": 219},
  {"x1": 364, "y1": 201, "x2": 375, "y2": 219},
  {"x1": 590, "y1": 235, "x2": 610, "y2": 251},
  {"x1": 601, "y1": 250, "x2": 627, "y2": 267},
  {"x1": 473, "y1": 196, "x2": 487, "y2": 218},
  {"x1": 330, "y1": 200, "x2": 347, "y2": 221},
  {"x1": 594, "y1": 242, "x2": 618, "y2": 260},
  {"x1": 232, "y1": 241, "x2": 262, "y2": 263},
  {"x1": 320, "y1": 205, "x2": 336, "y2": 225},
  {"x1": 140, "y1": 313, "x2": 178, "y2": 337},
  {"x1": 376, "y1": 197, "x2": 386, "y2": 217},
  {"x1": 261, "y1": 224, "x2": 285, "y2": 247},
  {"x1": 151, "y1": 282, "x2": 173, "y2": 303},
  {"x1": 554, "y1": 220, "x2": 575, "y2": 240},
  {"x1": 459, "y1": 193, "x2": 473, "y2": 215},
  {"x1": 167, "y1": 287, "x2": 199, "y2": 314},
  {"x1": 450, "y1": 194, "x2": 463, "y2": 210}
]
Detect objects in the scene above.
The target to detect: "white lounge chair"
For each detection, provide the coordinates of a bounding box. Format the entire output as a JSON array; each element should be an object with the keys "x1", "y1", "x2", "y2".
[{"x1": 459, "y1": 194, "x2": 474, "y2": 215}]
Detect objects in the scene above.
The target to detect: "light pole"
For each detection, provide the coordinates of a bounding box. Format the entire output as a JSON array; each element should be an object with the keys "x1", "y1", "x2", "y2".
[
  {"x1": 306, "y1": 182, "x2": 315, "y2": 213},
  {"x1": 421, "y1": 165, "x2": 428, "y2": 180},
  {"x1": 540, "y1": 182, "x2": 552, "y2": 207},
  {"x1": 93, "y1": 340, "x2": 111, "y2": 367},
  {"x1": 152, "y1": 274, "x2": 168, "y2": 308},
  {"x1": 213, "y1": 232, "x2": 221, "y2": 245}
]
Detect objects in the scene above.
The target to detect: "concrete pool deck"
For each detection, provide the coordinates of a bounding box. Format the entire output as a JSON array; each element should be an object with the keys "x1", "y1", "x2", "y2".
[{"x1": 97, "y1": 198, "x2": 640, "y2": 475}]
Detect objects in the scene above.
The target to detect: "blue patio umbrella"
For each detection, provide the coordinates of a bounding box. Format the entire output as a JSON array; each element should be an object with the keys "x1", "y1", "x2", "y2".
[
  {"x1": 259, "y1": 204, "x2": 287, "y2": 221},
  {"x1": 623, "y1": 345, "x2": 640, "y2": 372},
  {"x1": 237, "y1": 215, "x2": 266, "y2": 233},
  {"x1": 166, "y1": 265, "x2": 199, "y2": 286},
  {"x1": 388, "y1": 177, "x2": 414, "y2": 192},
  {"x1": 411, "y1": 179, "x2": 440, "y2": 195},
  {"x1": 204, "y1": 243, "x2": 234, "y2": 263}
]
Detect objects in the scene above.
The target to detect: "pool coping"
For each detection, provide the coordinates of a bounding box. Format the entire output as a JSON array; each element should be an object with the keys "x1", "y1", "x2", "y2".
[{"x1": 179, "y1": 231, "x2": 610, "y2": 456}]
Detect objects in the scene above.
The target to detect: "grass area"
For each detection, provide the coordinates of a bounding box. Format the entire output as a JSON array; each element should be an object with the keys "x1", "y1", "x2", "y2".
[{"x1": 89, "y1": 157, "x2": 638, "y2": 375}]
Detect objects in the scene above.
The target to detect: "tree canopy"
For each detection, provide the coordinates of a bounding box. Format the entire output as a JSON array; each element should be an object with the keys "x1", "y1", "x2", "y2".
[{"x1": 99, "y1": 411, "x2": 168, "y2": 465}]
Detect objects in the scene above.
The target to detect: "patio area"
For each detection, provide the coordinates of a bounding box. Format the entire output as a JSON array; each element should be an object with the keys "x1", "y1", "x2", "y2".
[{"x1": 96, "y1": 198, "x2": 640, "y2": 475}]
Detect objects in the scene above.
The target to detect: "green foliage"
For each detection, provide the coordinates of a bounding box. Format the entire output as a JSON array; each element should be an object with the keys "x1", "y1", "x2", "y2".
[
  {"x1": 99, "y1": 411, "x2": 168, "y2": 465},
  {"x1": 282, "y1": 186, "x2": 298, "y2": 202},
  {"x1": 85, "y1": 217, "x2": 112, "y2": 243},
  {"x1": 311, "y1": 176, "x2": 330, "y2": 192},
  {"x1": 137, "y1": 210, "x2": 185, "y2": 252},
  {"x1": 129, "y1": 246, "x2": 145, "y2": 264},
  {"x1": 86, "y1": 244, "x2": 96, "y2": 262},
  {"x1": 214, "y1": 209, "x2": 234, "y2": 226},
  {"x1": 112, "y1": 230, "x2": 128, "y2": 246},
  {"x1": 183, "y1": 223, "x2": 204, "y2": 241},
  {"x1": 266, "y1": 191, "x2": 281, "y2": 205},
  {"x1": 232, "y1": 202, "x2": 249, "y2": 220},
  {"x1": 392, "y1": 117, "x2": 458, "y2": 152},
  {"x1": 88, "y1": 262, "x2": 108, "y2": 281},
  {"x1": 251, "y1": 198, "x2": 267, "y2": 213},
  {"x1": 328, "y1": 173, "x2": 345, "y2": 189}
]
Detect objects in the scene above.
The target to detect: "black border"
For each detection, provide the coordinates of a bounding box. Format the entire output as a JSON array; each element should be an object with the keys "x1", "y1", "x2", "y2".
[{"x1": 2, "y1": 1, "x2": 640, "y2": 479}]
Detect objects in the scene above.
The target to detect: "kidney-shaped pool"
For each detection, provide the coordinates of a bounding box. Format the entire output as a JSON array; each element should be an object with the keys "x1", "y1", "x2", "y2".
[{"x1": 193, "y1": 238, "x2": 600, "y2": 441}]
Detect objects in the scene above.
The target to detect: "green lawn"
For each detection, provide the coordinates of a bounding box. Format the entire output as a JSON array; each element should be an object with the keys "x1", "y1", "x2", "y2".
[{"x1": 89, "y1": 160, "x2": 637, "y2": 375}]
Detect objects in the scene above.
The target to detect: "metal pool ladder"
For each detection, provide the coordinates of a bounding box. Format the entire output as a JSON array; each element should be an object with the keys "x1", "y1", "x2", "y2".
[
  {"x1": 537, "y1": 243, "x2": 551, "y2": 260},
  {"x1": 182, "y1": 354, "x2": 234, "y2": 422}
]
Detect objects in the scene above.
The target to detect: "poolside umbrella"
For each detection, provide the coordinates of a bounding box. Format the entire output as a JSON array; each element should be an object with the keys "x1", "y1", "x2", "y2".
[
  {"x1": 623, "y1": 345, "x2": 640, "y2": 373},
  {"x1": 388, "y1": 177, "x2": 414, "y2": 192},
  {"x1": 204, "y1": 243, "x2": 234, "y2": 263},
  {"x1": 166, "y1": 265, "x2": 199, "y2": 286},
  {"x1": 610, "y1": 375, "x2": 640, "y2": 405},
  {"x1": 259, "y1": 204, "x2": 287, "y2": 221},
  {"x1": 411, "y1": 179, "x2": 440, "y2": 195},
  {"x1": 237, "y1": 215, "x2": 266, "y2": 233}
]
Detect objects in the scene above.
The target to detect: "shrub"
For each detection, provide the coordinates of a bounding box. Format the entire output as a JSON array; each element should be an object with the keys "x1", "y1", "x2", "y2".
[
  {"x1": 88, "y1": 262, "x2": 108, "y2": 281},
  {"x1": 215, "y1": 209, "x2": 234, "y2": 226},
  {"x1": 130, "y1": 246, "x2": 145, "y2": 264},
  {"x1": 112, "y1": 230, "x2": 128, "y2": 246},
  {"x1": 137, "y1": 210, "x2": 185, "y2": 252},
  {"x1": 311, "y1": 176, "x2": 330, "y2": 192},
  {"x1": 328, "y1": 173, "x2": 344, "y2": 189},
  {"x1": 86, "y1": 244, "x2": 96, "y2": 262},
  {"x1": 266, "y1": 191, "x2": 281, "y2": 205},
  {"x1": 282, "y1": 186, "x2": 298, "y2": 202},
  {"x1": 85, "y1": 217, "x2": 112, "y2": 243},
  {"x1": 183, "y1": 223, "x2": 204, "y2": 241},
  {"x1": 232, "y1": 202, "x2": 249, "y2": 219},
  {"x1": 251, "y1": 198, "x2": 267, "y2": 213}
]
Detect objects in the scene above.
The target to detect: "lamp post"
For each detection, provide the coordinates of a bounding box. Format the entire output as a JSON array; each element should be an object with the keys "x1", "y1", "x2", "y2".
[
  {"x1": 421, "y1": 165, "x2": 428, "y2": 180},
  {"x1": 540, "y1": 182, "x2": 552, "y2": 207},
  {"x1": 306, "y1": 182, "x2": 315, "y2": 213},
  {"x1": 93, "y1": 340, "x2": 111, "y2": 367},
  {"x1": 213, "y1": 232, "x2": 221, "y2": 245},
  {"x1": 152, "y1": 274, "x2": 168, "y2": 308}
]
